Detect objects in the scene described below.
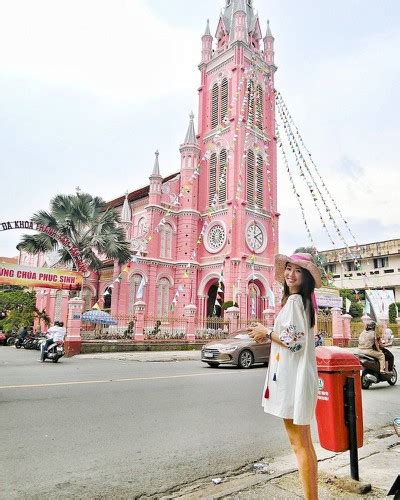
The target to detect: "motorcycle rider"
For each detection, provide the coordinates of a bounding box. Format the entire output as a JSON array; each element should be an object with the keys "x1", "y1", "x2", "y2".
[
  {"x1": 18, "y1": 325, "x2": 29, "y2": 341},
  {"x1": 43, "y1": 321, "x2": 66, "y2": 354},
  {"x1": 358, "y1": 321, "x2": 388, "y2": 374},
  {"x1": 377, "y1": 325, "x2": 394, "y2": 373}
]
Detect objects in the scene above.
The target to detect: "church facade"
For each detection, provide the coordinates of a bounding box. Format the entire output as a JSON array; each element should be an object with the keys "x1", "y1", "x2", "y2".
[{"x1": 34, "y1": 0, "x2": 280, "y2": 326}]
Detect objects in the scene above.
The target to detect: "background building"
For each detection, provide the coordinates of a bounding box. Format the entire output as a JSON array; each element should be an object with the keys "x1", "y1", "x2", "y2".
[{"x1": 320, "y1": 238, "x2": 400, "y2": 301}]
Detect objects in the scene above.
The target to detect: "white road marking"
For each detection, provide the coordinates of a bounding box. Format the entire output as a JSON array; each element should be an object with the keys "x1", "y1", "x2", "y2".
[{"x1": 0, "y1": 371, "x2": 243, "y2": 390}]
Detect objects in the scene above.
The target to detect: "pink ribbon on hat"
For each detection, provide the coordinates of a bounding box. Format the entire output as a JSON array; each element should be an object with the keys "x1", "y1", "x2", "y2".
[{"x1": 289, "y1": 253, "x2": 313, "y2": 263}]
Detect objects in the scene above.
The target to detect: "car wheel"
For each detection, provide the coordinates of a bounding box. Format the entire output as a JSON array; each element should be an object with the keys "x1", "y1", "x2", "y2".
[
  {"x1": 238, "y1": 350, "x2": 253, "y2": 369},
  {"x1": 388, "y1": 367, "x2": 397, "y2": 386},
  {"x1": 361, "y1": 372, "x2": 371, "y2": 390},
  {"x1": 207, "y1": 362, "x2": 219, "y2": 368}
]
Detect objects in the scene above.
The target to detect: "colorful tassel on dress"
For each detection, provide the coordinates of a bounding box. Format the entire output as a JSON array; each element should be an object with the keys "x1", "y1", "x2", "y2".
[
  {"x1": 273, "y1": 373, "x2": 277, "y2": 382},
  {"x1": 275, "y1": 352, "x2": 280, "y2": 362},
  {"x1": 264, "y1": 386, "x2": 270, "y2": 399}
]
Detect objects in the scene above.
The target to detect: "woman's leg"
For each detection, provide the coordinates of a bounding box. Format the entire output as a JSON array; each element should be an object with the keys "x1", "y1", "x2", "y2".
[{"x1": 284, "y1": 419, "x2": 318, "y2": 500}]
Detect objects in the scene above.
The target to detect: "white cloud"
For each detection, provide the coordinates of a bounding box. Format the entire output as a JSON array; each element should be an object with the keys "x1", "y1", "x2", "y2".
[{"x1": 0, "y1": 0, "x2": 199, "y2": 102}]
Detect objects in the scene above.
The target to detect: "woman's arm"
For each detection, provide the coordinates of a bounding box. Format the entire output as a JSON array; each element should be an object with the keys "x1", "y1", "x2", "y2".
[{"x1": 247, "y1": 323, "x2": 293, "y2": 349}]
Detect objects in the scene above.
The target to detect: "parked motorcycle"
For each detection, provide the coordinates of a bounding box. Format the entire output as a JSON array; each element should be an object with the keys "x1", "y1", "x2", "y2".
[
  {"x1": 15, "y1": 336, "x2": 26, "y2": 349},
  {"x1": 40, "y1": 340, "x2": 64, "y2": 363},
  {"x1": 356, "y1": 352, "x2": 397, "y2": 389}
]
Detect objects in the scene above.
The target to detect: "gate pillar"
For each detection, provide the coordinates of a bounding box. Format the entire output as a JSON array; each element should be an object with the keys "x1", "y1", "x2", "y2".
[
  {"x1": 133, "y1": 301, "x2": 146, "y2": 341},
  {"x1": 184, "y1": 304, "x2": 197, "y2": 342},
  {"x1": 65, "y1": 297, "x2": 84, "y2": 357},
  {"x1": 331, "y1": 307, "x2": 345, "y2": 346},
  {"x1": 226, "y1": 306, "x2": 240, "y2": 332}
]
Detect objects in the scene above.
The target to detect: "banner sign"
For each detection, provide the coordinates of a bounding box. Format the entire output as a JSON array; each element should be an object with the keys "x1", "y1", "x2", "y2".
[
  {"x1": 315, "y1": 288, "x2": 343, "y2": 309},
  {"x1": 365, "y1": 289, "x2": 395, "y2": 321},
  {"x1": 0, "y1": 263, "x2": 83, "y2": 290},
  {"x1": 0, "y1": 220, "x2": 88, "y2": 273}
]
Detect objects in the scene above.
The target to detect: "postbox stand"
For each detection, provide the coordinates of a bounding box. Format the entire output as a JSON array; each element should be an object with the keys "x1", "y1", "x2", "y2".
[{"x1": 344, "y1": 376, "x2": 359, "y2": 481}]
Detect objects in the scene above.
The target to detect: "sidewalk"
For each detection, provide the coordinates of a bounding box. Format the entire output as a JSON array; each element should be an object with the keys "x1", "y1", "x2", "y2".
[
  {"x1": 77, "y1": 350, "x2": 200, "y2": 362},
  {"x1": 157, "y1": 427, "x2": 399, "y2": 499}
]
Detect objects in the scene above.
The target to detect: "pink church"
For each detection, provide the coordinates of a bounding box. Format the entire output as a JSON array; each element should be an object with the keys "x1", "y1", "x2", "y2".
[{"x1": 33, "y1": 0, "x2": 280, "y2": 330}]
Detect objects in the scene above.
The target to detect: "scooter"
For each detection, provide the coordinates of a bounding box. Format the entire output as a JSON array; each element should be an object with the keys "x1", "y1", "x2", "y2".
[
  {"x1": 40, "y1": 340, "x2": 64, "y2": 363},
  {"x1": 356, "y1": 351, "x2": 397, "y2": 389}
]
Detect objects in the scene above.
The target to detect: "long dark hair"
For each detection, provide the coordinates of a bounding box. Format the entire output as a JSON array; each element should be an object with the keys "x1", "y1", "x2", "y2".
[{"x1": 282, "y1": 265, "x2": 316, "y2": 328}]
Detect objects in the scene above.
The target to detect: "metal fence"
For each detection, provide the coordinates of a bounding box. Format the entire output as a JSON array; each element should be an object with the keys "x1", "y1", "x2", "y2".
[
  {"x1": 195, "y1": 317, "x2": 230, "y2": 340},
  {"x1": 81, "y1": 313, "x2": 136, "y2": 340},
  {"x1": 143, "y1": 315, "x2": 187, "y2": 341},
  {"x1": 238, "y1": 318, "x2": 267, "y2": 330},
  {"x1": 316, "y1": 309, "x2": 333, "y2": 345}
]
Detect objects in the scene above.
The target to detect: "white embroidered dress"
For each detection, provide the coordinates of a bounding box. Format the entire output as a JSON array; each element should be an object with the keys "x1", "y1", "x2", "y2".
[{"x1": 262, "y1": 294, "x2": 318, "y2": 425}]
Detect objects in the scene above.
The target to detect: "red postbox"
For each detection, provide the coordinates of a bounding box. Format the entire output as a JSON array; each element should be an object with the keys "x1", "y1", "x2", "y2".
[{"x1": 315, "y1": 346, "x2": 363, "y2": 452}]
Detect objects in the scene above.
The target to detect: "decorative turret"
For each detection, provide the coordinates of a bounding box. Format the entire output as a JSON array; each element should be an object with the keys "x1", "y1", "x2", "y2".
[
  {"x1": 201, "y1": 19, "x2": 213, "y2": 63},
  {"x1": 149, "y1": 150, "x2": 162, "y2": 205},
  {"x1": 264, "y1": 20, "x2": 275, "y2": 65},
  {"x1": 180, "y1": 113, "x2": 200, "y2": 209}
]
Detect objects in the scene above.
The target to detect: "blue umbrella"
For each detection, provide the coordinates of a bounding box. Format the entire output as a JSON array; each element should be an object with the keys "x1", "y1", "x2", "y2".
[{"x1": 82, "y1": 310, "x2": 118, "y2": 325}]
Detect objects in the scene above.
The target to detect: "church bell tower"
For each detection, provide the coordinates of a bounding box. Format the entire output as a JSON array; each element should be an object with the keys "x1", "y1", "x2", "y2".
[{"x1": 196, "y1": 0, "x2": 279, "y2": 319}]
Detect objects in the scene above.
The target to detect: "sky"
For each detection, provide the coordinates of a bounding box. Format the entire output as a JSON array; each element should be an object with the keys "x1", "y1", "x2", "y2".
[{"x1": 0, "y1": 0, "x2": 399, "y2": 257}]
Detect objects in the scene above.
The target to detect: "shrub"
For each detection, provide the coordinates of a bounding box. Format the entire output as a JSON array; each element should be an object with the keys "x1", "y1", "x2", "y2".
[
  {"x1": 389, "y1": 303, "x2": 398, "y2": 323},
  {"x1": 222, "y1": 301, "x2": 238, "y2": 310}
]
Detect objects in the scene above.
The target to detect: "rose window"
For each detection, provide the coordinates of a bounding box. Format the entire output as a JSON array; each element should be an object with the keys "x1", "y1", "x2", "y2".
[{"x1": 208, "y1": 224, "x2": 226, "y2": 251}]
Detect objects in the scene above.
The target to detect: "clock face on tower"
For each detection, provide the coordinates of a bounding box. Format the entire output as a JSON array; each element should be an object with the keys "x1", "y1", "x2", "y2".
[{"x1": 246, "y1": 222, "x2": 266, "y2": 252}]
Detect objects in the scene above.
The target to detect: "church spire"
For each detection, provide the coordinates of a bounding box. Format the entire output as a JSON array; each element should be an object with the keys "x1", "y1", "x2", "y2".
[
  {"x1": 121, "y1": 191, "x2": 132, "y2": 224},
  {"x1": 266, "y1": 19, "x2": 272, "y2": 37},
  {"x1": 183, "y1": 112, "x2": 197, "y2": 145},
  {"x1": 151, "y1": 150, "x2": 161, "y2": 177},
  {"x1": 204, "y1": 18, "x2": 211, "y2": 36}
]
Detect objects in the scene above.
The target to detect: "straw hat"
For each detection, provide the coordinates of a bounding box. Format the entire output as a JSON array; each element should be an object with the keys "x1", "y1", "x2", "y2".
[{"x1": 275, "y1": 253, "x2": 322, "y2": 288}]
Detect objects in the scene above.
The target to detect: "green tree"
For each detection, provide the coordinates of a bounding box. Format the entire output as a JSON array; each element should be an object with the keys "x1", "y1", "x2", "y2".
[
  {"x1": 18, "y1": 192, "x2": 132, "y2": 271},
  {"x1": 0, "y1": 287, "x2": 50, "y2": 332},
  {"x1": 339, "y1": 289, "x2": 364, "y2": 319}
]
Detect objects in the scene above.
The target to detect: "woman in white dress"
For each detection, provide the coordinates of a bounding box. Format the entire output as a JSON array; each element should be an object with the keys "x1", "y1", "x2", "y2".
[{"x1": 248, "y1": 253, "x2": 322, "y2": 500}]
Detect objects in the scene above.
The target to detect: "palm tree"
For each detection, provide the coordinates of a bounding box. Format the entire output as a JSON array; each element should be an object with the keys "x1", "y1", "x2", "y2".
[{"x1": 18, "y1": 192, "x2": 132, "y2": 271}]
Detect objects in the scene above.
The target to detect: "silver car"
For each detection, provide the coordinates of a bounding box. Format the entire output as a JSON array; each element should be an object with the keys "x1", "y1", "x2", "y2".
[{"x1": 201, "y1": 331, "x2": 271, "y2": 369}]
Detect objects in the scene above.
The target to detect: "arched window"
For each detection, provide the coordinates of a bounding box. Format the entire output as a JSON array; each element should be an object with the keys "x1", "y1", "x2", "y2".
[
  {"x1": 209, "y1": 152, "x2": 217, "y2": 205},
  {"x1": 256, "y1": 154, "x2": 264, "y2": 209},
  {"x1": 220, "y1": 78, "x2": 229, "y2": 125},
  {"x1": 256, "y1": 85, "x2": 264, "y2": 130},
  {"x1": 157, "y1": 278, "x2": 171, "y2": 317},
  {"x1": 54, "y1": 290, "x2": 63, "y2": 321},
  {"x1": 211, "y1": 83, "x2": 219, "y2": 130},
  {"x1": 219, "y1": 150, "x2": 227, "y2": 204},
  {"x1": 129, "y1": 274, "x2": 143, "y2": 311},
  {"x1": 103, "y1": 286, "x2": 112, "y2": 311},
  {"x1": 247, "y1": 80, "x2": 255, "y2": 125},
  {"x1": 160, "y1": 223, "x2": 173, "y2": 259},
  {"x1": 82, "y1": 288, "x2": 93, "y2": 311},
  {"x1": 248, "y1": 283, "x2": 261, "y2": 319},
  {"x1": 247, "y1": 150, "x2": 255, "y2": 207}
]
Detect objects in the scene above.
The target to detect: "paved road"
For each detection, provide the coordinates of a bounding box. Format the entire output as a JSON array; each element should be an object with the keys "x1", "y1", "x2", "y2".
[{"x1": 0, "y1": 347, "x2": 399, "y2": 499}]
